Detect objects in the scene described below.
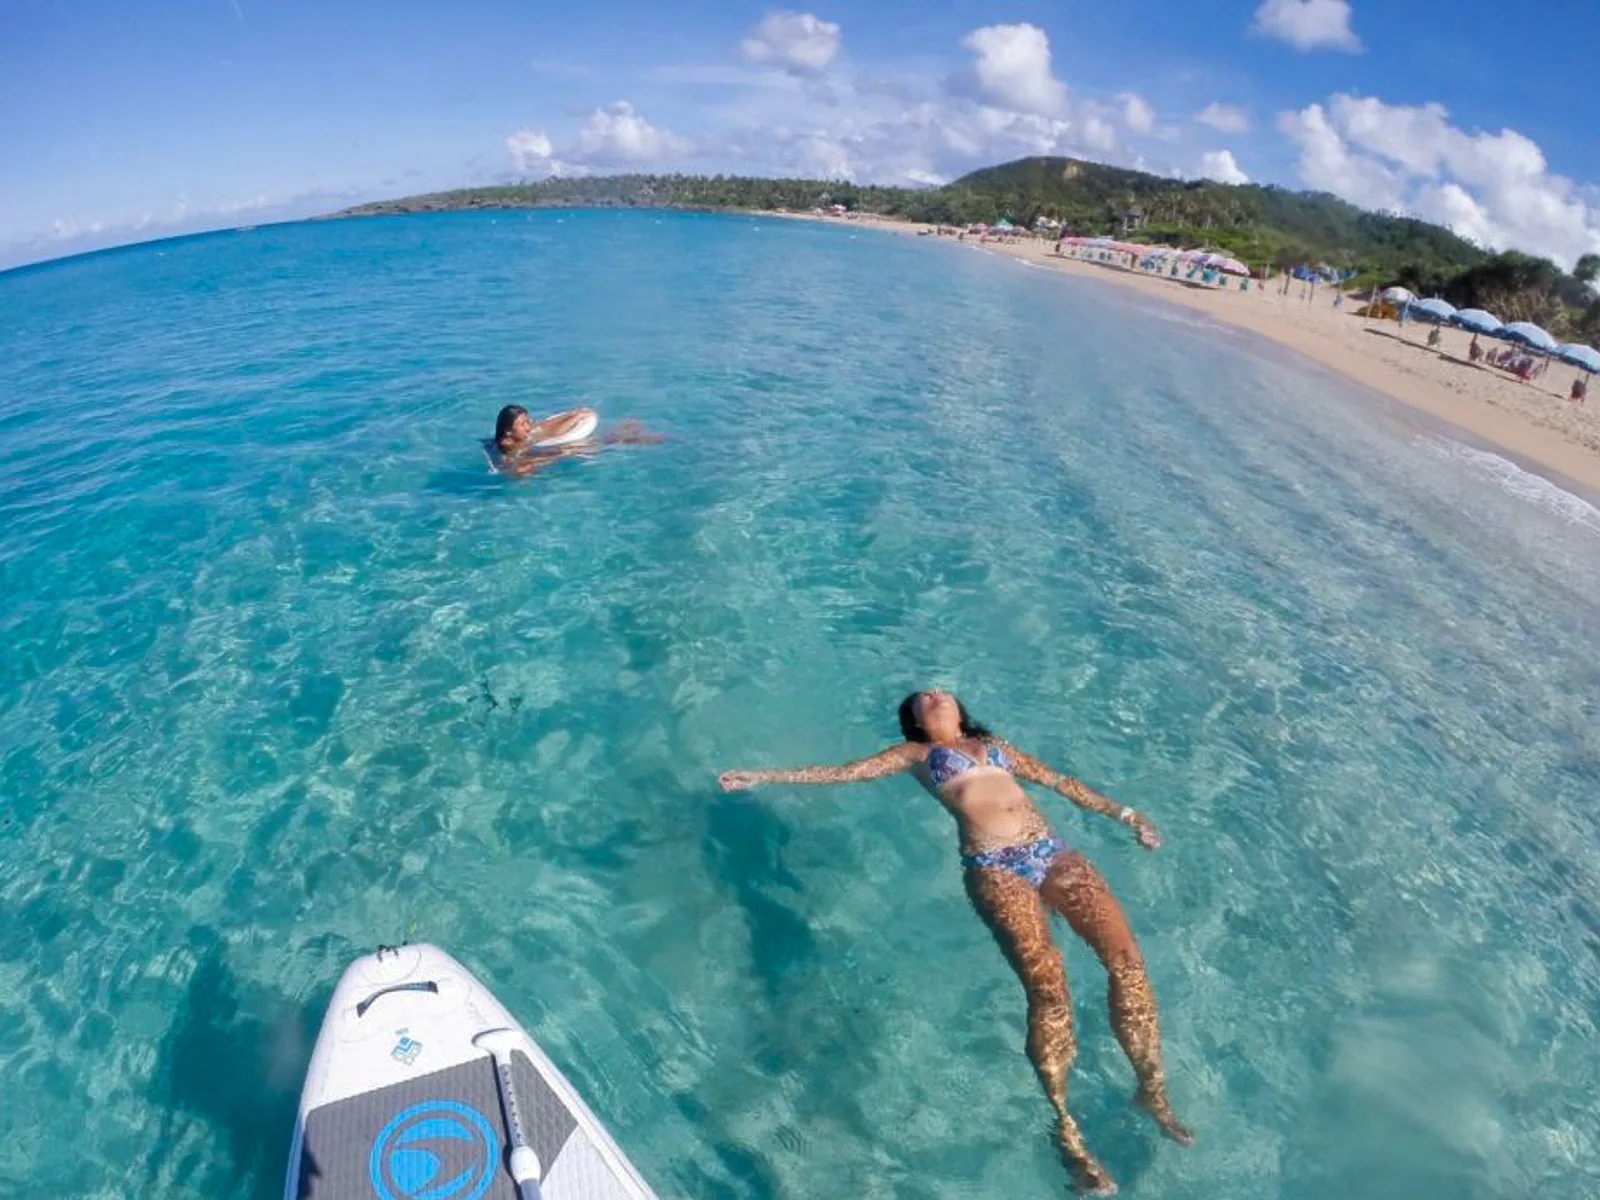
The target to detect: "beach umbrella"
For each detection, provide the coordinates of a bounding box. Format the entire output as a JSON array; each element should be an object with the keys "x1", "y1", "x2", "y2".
[
  {"x1": 1501, "y1": 321, "x2": 1558, "y2": 352},
  {"x1": 1382, "y1": 286, "x2": 1417, "y2": 303},
  {"x1": 1411, "y1": 297, "x2": 1457, "y2": 323},
  {"x1": 1556, "y1": 343, "x2": 1600, "y2": 373},
  {"x1": 1451, "y1": 308, "x2": 1502, "y2": 334},
  {"x1": 1213, "y1": 257, "x2": 1250, "y2": 276}
]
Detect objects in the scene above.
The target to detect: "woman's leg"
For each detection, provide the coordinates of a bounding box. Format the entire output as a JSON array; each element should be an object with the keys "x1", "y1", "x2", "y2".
[
  {"x1": 964, "y1": 866, "x2": 1118, "y2": 1195},
  {"x1": 1040, "y1": 852, "x2": 1194, "y2": 1145}
]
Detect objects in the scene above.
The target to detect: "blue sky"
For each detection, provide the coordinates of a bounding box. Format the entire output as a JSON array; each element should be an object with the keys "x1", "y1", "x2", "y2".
[{"x1": 3, "y1": 0, "x2": 1598, "y2": 270}]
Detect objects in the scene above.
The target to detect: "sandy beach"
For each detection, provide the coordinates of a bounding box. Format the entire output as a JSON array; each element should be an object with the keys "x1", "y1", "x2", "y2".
[{"x1": 784, "y1": 212, "x2": 1600, "y2": 493}]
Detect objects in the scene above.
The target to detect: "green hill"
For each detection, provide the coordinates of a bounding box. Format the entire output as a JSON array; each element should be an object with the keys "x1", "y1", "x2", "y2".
[{"x1": 935, "y1": 157, "x2": 1488, "y2": 284}]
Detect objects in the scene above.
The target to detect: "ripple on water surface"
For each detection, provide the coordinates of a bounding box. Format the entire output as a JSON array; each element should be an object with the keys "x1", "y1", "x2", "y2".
[{"x1": 1, "y1": 212, "x2": 1598, "y2": 1199}]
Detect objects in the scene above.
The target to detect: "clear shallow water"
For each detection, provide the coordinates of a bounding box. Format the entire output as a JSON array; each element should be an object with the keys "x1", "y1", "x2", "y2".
[{"x1": 2, "y1": 212, "x2": 1599, "y2": 1199}]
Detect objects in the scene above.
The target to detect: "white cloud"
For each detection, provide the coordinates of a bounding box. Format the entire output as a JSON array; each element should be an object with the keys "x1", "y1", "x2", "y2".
[
  {"x1": 1278, "y1": 103, "x2": 1406, "y2": 210},
  {"x1": 705, "y1": 88, "x2": 1110, "y2": 191},
  {"x1": 1412, "y1": 181, "x2": 1500, "y2": 250},
  {"x1": 961, "y1": 24, "x2": 1068, "y2": 118},
  {"x1": 1081, "y1": 110, "x2": 1117, "y2": 153},
  {"x1": 506, "y1": 129, "x2": 555, "y2": 173},
  {"x1": 792, "y1": 133, "x2": 854, "y2": 179},
  {"x1": 217, "y1": 195, "x2": 268, "y2": 216},
  {"x1": 5, "y1": 188, "x2": 364, "y2": 271},
  {"x1": 1198, "y1": 150, "x2": 1251, "y2": 185},
  {"x1": 1252, "y1": 0, "x2": 1362, "y2": 52},
  {"x1": 1278, "y1": 94, "x2": 1600, "y2": 268},
  {"x1": 740, "y1": 11, "x2": 841, "y2": 74},
  {"x1": 1196, "y1": 102, "x2": 1249, "y2": 134},
  {"x1": 505, "y1": 103, "x2": 690, "y2": 176},
  {"x1": 573, "y1": 101, "x2": 690, "y2": 165},
  {"x1": 1120, "y1": 92, "x2": 1155, "y2": 135}
]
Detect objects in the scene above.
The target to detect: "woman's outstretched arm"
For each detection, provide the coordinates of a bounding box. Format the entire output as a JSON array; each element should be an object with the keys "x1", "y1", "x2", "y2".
[
  {"x1": 719, "y1": 743, "x2": 921, "y2": 791},
  {"x1": 1003, "y1": 743, "x2": 1162, "y2": 850}
]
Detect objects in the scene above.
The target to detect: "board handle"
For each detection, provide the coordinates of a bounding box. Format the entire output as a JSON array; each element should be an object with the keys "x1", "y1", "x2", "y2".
[{"x1": 354, "y1": 980, "x2": 439, "y2": 1018}]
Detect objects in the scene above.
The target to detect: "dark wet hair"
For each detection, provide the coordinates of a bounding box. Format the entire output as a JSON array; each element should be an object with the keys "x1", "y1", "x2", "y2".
[
  {"x1": 898, "y1": 691, "x2": 993, "y2": 743},
  {"x1": 495, "y1": 405, "x2": 528, "y2": 443}
]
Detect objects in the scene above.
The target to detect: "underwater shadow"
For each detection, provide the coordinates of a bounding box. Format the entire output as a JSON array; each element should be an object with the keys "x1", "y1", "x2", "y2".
[
  {"x1": 701, "y1": 797, "x2": 816, "y2": 1005},
  {"x1": 148, "y1": 936, "x2": 323, "y2": 1200}
]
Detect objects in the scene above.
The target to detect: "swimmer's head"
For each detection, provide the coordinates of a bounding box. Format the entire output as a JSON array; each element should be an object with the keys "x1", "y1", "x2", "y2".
[
  {"x1": 495, "y1": 405, "x2": 533, "y2": 448},
  {"x1": 898, "y1": 690, "x2": 992, "y2": 743}
]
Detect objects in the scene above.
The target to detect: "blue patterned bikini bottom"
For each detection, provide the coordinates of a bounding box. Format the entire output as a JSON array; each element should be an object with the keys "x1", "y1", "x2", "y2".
[{"x1": 961, "y1": 836, "x2": 1069, "y2": 888}]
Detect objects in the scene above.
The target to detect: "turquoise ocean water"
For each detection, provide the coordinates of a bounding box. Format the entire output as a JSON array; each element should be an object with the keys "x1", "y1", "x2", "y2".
[{"x1": 2, "y1": 211, "x2": 1598, "y2": 1198}]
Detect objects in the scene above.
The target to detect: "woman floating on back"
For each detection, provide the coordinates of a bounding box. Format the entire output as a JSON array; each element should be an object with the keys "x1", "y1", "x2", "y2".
[
  {"x1": 487, "y1": 404, "x2": 664, "y2": 476},
  {"x1": 720, "y1": 690, "x2": 1192, "y2": 1195}
]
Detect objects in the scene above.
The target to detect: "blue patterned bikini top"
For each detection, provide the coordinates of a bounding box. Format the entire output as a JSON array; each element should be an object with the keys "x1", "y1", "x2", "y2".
[{"x1": 926, "y1": 742, "x2": 1014, "y2": 787}]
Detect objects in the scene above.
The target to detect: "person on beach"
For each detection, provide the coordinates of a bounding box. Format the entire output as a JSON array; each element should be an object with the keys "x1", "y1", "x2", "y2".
[
  {"x1": 1427, "y1": 325, "x2": 1442, "y2": 348},
  {"x1": 1469, "y1": 335, "x2": 1485, "y2": 363},
  {"x1": 487, "y1": 404, "x2": 663, "y2": 476},
  {"x1": 718, "y1": 690, "x2": 1193, "y2": 1195},
  {"x1": 1573, "y1": 376, "x2": 1589, "y2": 404}
]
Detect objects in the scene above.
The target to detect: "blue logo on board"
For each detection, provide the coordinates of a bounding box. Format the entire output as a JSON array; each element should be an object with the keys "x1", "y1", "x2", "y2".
[{"x1": 369, "y1": 1100, "x2": 499, "y2": 1200}]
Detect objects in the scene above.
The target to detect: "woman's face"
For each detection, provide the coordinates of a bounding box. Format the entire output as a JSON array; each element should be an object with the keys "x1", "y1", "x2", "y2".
[
  {"x1": 915, "y1": 690, "x2": 960, "y2": 733},
  {"x1": 509, "y1": 412, "x2": 535, "y2": 442}
]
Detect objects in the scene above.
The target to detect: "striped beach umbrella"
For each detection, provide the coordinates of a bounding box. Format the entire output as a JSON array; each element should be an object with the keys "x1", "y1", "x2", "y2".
[
  {"x1": 1501, "y1": 321, "x2": 1558, "y2": 352},
  {"x1": 1451, "y1": 308, "x2": 1502, "y2": 334}
]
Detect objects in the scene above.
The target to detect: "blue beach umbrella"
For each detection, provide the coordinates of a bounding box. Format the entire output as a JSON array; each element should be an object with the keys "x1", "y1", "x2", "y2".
[
  {"x1": 1451, "y1": 308, "x2": 1502, "y2": 334},
  {"x1": 1501, "y1": 321, "x2": 1558, "y2": 352},
  {"x1": 1557, "y1": 343, "x2": 1600, "y2": 373},
  {"x1": 1412, "y1": 297, "x2": 1457, "y2": 323}
]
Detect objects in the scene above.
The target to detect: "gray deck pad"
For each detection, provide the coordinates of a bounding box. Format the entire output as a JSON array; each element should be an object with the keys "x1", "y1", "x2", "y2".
[{"x1": 296, "y1": 1051, "x2": 575, "y2": 1200}]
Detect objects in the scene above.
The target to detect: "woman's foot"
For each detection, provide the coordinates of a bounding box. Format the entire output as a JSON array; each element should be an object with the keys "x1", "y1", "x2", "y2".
[
  {"x1": 1134, "y1": 1085, "x2": 1195, "y2": 1146},
  {"x1": 1056, "y1": 1127, "x2": 1117, "y2": 1195},
  {"x1": 1066, "y1": 1155, "x2": 1118, "y2": 1196}
]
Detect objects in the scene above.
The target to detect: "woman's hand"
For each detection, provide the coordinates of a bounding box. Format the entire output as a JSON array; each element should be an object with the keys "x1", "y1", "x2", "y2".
[
  {"x1": 718, "y1": 770, "x2": 762, "y2": 792},
  {"x1": 1123, "y1": 809, "x2": 1162, "y2": 850}
]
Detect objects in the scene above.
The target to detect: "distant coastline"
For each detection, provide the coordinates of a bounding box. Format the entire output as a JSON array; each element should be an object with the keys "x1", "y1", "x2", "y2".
[{"x1": 334, "y1": 195, "x2": 762, "y2": 218}]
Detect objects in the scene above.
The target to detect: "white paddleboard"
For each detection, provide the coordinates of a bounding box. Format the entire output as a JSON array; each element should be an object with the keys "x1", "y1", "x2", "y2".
[{"x1": 284, "y1": 944, "x2": 656, "y2": 1200}]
